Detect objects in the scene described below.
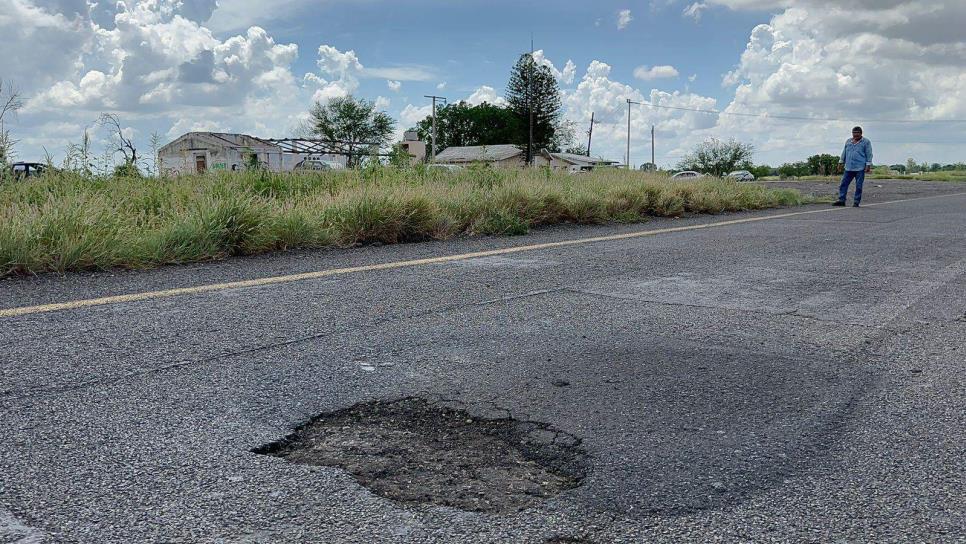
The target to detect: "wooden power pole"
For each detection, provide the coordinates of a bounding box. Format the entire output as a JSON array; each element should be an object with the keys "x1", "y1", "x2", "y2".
[{"x1": 586, "y1": 112, "x2": 595, "y2": 157}]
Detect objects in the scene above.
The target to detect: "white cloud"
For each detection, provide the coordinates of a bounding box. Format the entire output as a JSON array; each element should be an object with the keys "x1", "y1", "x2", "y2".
[
  {"x1": 682, "y1": 2, "x2": 708, "y2": 21},
  {"x1": 437, "y1": 82, "x2": 447, "y2": 90},
  {"x1": 399, "y1": 103, "x2": 432, "y2": 127},
  {"x1": 633, "y1": 65, "x2": 680, "y2": 81},
  {"x1": 531, "y1": 50, "x2": 577, "y2": 85},
  {"x1": 710, "y1": 1, "x2": 966, "y2": 164},
  {"x1": 465, "y1": 85, "x2": 507, "y2": 106},
  {"x1": 362, "y1": 66, "x2": 435, "y2": 81},
  {"x1": 562, "y1": 60, "x2": 578, "y2": 85},
  {"x1": 563, "y1": 60, "x2": 719, "y2": 164},
  {"x1": 617, "y1": 9, "x2": 633, "y2": 29},
  {"x1": 374, "y1": 96, "x2": 391, "y2": 110},
  {"x1": 688, "y1": 74, "x2": 698, "y2": 83},
  {"x1": 387, "y1": 80, "x2": 402, "y2": 92}
]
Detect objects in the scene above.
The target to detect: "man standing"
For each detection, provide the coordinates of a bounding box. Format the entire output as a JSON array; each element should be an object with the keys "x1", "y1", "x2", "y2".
[{"x1": 835, "y1": 126, "x2": 873, "y2": 207}]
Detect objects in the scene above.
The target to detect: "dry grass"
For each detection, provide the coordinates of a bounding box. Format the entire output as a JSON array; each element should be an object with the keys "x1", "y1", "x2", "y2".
[{"x1": 0, "y1": 167, "x2": 806, "y2": 277}]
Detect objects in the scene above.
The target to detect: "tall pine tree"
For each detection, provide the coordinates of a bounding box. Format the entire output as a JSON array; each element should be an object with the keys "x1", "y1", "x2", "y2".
[{"x1": 505, "y1": 53, "x2": 562, "y2": 163}]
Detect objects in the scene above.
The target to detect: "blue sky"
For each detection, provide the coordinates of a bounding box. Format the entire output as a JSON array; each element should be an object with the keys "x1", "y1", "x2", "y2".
[{"x1": 3, "y1": 0, "x2": 965, "y2": 168}]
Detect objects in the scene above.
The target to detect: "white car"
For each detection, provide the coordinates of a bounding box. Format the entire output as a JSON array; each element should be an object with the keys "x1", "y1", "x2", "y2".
[
  {"x1": 726, "y1": 170, "x2": 755, "y2": 181},
  {"x1": 671, "y1": 170, "x2": 703, "y2": 180}
]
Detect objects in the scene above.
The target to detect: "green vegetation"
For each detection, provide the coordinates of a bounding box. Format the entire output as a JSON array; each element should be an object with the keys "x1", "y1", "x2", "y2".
[{"x1": 0, "y1": 168, "x2": 806, "y2": 277}]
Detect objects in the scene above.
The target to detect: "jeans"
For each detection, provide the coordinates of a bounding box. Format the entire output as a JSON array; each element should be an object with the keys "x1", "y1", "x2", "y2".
[{"x1": 839, "y1": 170, "x2": 866, "y2": 204}]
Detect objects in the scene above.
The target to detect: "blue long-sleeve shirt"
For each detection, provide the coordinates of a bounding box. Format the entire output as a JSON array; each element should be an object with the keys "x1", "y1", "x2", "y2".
[{"x1": 840, "y1": 137, "x2": 873, "y2": 171}]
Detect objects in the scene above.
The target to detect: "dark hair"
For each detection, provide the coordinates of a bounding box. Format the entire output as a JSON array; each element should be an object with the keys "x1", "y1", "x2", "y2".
[{"x1": 852, "y1": 126, "x2": 863, "y2": 133}]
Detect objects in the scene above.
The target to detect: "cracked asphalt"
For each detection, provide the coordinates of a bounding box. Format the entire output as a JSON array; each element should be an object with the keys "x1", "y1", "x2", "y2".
[{"x1": 1, "y1": 180, "x2": 964, "y2": 543}]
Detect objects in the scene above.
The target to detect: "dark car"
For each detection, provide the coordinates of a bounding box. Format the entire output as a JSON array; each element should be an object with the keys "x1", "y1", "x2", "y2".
[{"x1": 8, "y1": 162, "x2": 47, "y2": 179}]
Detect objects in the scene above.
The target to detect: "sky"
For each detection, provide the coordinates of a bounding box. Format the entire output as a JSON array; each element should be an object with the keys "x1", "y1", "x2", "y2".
[{"x1": 3, "y1": 0, "x2": 966, "y2": 168}]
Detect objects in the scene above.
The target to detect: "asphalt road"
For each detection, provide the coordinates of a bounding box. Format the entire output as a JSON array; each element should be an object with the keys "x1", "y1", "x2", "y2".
[{"x1": 1, "y1": 180, "x2": 964, "y2": 543}]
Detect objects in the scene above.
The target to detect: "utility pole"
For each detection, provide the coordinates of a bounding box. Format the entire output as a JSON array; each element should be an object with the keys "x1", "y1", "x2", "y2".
[
  {"x1": 586, "y1": 112, "x2": 595, "y2": 157},
  {"x1": 424, "y1": 95, "x2": 447, "y2": 162},
  {"x1": 651, "y1": 124, "x2": 655, "y2": 170},
  {"x1": 625, "y1": 98, "x2": 643, "y2": 169}
]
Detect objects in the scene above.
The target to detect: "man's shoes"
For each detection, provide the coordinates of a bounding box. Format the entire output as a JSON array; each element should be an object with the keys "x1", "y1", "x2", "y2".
[
  {"x1": 853, "y1": 202, "x2": 860, "y2": 207},
  {"x1": 832, "y1": 200, "x2": 846, "y2": 206}
]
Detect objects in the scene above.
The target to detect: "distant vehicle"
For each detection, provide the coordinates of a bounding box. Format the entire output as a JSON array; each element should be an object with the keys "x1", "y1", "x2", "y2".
[
  {"x1": 427, "y1": 163, "x2": 464, "y2": 172},
  {"x1": 567, "y1": 164, "x2": 594, "y2": 175},
  {"x1": 727, "y1": 170, "x2": 755, "y2": 181},
  {"x1": 294, "y1": 159, "x2": 344, "y2": 171},
  {"x1": 670, "y1": 170, "x2": 703, "y2": 180},
  {"x1": 8, "y1": 162, "x2": 47, "y2": 179}
]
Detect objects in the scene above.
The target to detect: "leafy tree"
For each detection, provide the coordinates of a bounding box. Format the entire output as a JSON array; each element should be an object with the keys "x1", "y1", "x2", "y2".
[
  {"x1": 310, "y1": 96, "x2": 395, "y2": 167},
  {"x1": 905, "y1": 158, "x2": 919, "y2": 173},
  {"x1": 505, "y1": 53, "x2": 562, "y2": 163},
  {"x1": 747, "y1": 164, "x2": 774, "y2": 179},
  {"x1": 806, "y1": 153, "x2": 840, "y2": 175},
  {"x1": 677, "y1": 138, "x2": 755, "y2": 178},
  {"x1": 890, "y1": 164, "x2": 906, "y2": 174},
  {"x1": 777, "y1": 161, "x2": 810, "y2": 178},
  {"x1": 413, "y1": 101, "x2": 521, "y2": 157}
]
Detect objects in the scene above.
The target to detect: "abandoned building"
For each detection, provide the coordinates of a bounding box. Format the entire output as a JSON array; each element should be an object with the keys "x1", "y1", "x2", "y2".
[{"x1": 157, "y1": 132, "x2": 369, "y2": 175}]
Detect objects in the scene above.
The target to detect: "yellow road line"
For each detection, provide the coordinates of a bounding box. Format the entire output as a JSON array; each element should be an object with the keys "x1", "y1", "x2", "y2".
[{"x1": 2, "y1": 191, "x2": 964, "y2": 319}]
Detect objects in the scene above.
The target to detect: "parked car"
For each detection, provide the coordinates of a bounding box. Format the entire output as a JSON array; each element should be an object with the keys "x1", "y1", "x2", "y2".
[
  {"x1": 8, "y1": 162, "x2": 47, "y2": 179},
  {"x1": 670, "y1": 170, "x2": 703, "y2": 180},
  {"x1": 726, "y1": 170, "x2": 755, "y2": 181}
]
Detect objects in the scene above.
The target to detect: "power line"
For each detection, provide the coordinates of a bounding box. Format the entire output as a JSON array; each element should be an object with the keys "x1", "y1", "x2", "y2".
[{"x1": 629, "y1": 100, "x2": 966, "y2": 124}]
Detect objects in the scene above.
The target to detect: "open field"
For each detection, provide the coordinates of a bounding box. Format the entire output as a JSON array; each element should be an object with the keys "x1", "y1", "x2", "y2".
[{"x1": 0, "y1": 168, "x2": 805, "y2": 277}]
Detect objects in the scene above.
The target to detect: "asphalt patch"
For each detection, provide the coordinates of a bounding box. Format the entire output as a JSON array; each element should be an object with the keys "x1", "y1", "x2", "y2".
[{"x1": 253, "y1": 397, "x2": 587, "y2": 513}]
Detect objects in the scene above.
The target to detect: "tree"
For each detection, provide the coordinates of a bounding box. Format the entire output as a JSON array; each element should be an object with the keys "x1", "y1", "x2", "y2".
[
  {"x1": 806, "y1": 153, "x2": 840, "y2": 175},
  {"x1": 777, "y1": 161, "x2": 809, "y2": 178},
  {"x1": 905, "y1": 158, "x2": 919, "y2": 173},
  {"x1": 0, "y1": 81, "x2": 23, "y2": 169},
  {"x1": 505, "y1": 53, "x2": 562, "y2": 163},
  {"x1": 677, "y1": 138, "x2": 755, "y2": 178},
  {"x1": 98, "y1": 113, "x2": 141, "y2": 176},
  {"x1": 413, "y1": 101, "x2": 521, "y2": 156},
  {"x1": 747, "y1": 164, "x2": 774, "y2": 179},
  {"x1": 309, "y1": 95, "x2": 395, "y2": 168},
  {"x1": 890, "y1": 164, "x2": 906, "y2": 174}
]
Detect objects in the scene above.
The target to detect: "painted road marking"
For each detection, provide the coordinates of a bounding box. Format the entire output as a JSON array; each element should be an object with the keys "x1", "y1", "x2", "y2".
[{"x1": 2, "y1": 191, "x2": 965, "y2": 319}]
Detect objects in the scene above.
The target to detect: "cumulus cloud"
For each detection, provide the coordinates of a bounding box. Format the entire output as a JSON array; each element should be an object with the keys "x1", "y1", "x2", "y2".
[
  {"x1": 617, "y1": 9, "x2": 633, "y2": 29},
  {"x1": 531, "y1": 50, "x2": 578, "y2": 85},
  {"x1": 374, "y1": 96, "x2": 391, "y2": 110},
  {"x1": 465, "y1": 85, "x2": 507, "y2": 106},
  {"x1": 633, "y1": 65, "x2": 680, "y2": 80},
  {"x1": 387, "y1": 80, "x2": 402, "y2": 92},
  {"x1": 690, "y1": 0, "x2": 966, "y2": 165},
  {"x1": 563, "y1": 60, "x2": 719, "y2": 164}
]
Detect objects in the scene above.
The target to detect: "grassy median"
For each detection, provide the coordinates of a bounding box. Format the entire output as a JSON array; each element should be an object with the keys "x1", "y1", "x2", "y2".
[{"x1": 0, "y1": 167, "x2": 806, "y2": 277}]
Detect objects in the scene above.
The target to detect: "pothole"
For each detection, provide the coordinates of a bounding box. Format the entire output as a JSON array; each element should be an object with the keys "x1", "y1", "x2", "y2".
[{"x1": 253, "y1": 397, "x2": 587, "y2": 513}]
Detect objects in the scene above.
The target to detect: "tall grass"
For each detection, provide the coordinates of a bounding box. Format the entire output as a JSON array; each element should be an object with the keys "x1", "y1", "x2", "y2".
[{"x1": 0, "y1": 168, "x2": 806, "y2": 277}]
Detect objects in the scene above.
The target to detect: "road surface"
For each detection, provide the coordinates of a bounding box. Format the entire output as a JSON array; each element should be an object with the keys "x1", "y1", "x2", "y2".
[{"x1": 1, "y1": 180, "x2": 963, "y2": 543}]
